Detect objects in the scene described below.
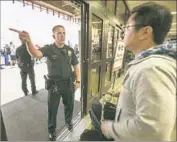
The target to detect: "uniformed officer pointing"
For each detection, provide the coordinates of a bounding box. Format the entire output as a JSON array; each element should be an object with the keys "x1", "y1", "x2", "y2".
[{"x1": 16, "y1": 25, "x2": 80, "y2": 141}]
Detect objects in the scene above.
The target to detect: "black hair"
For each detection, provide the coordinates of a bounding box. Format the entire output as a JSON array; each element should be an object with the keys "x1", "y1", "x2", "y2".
[
  {"x1": 52, "y1": 25, "x2": 65, "y2": 33},
  {"x1": 130, "y1": 2, "x2": 173, "y2": 44}
]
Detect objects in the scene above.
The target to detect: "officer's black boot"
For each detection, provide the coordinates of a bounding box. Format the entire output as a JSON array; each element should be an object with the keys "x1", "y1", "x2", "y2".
[
  {"x1": 32, "y1": 90, "x2": 38, "y2": 95},
  {"x1": 66, "y1": 122, "x2": 73, "y2": 131},
  {"x1": 48, "y1": 131, "x2": 56, "y2": 141},
  {"x1": 24, "y1": 91, "x2": 29, "y2": 96}
]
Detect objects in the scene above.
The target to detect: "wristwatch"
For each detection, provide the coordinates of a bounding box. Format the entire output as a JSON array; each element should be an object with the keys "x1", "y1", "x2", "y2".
[{"x1": 76, "y1": 81, "x2": 80, "y2": 83}]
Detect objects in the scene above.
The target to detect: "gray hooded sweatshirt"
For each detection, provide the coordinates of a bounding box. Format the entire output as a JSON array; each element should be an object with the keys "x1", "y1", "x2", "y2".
[{"x1": 103, "y1": 41, "x2": 176, "y2": 141}]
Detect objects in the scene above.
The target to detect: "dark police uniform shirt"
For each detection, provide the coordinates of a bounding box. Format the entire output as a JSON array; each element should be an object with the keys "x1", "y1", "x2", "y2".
[
  {"x1": 16, "y1": 43, "x2": 33, "y2": 64},
  {"x1": 39, "y1": 43, "x2": 78, "y2": 80}
]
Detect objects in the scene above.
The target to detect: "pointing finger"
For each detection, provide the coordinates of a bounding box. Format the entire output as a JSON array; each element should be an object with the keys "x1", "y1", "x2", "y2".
[{"x1": 9, "y1": 28, "x2": 22, "y2": 34}]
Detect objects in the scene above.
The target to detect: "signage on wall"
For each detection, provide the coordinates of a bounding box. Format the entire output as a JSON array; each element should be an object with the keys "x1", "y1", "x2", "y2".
[{"x1": 113, "y1": 40, "x2": 125, "y2": 71}]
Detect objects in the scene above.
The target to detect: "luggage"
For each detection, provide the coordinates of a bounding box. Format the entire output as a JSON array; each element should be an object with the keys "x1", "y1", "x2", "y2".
[
  {"x1": 90, "y1": 100, "x2": 116, "y2": 123},
  {"x1": 79, "y1": 93, "x2": 117, "y2": 141},
  {"x1": 87, "y1": 99, "x2": 116, "y2": 141},
  {"x1": 103, "y1": 102, "x2": 116, "y2": 120},
  {"x1": 80, "y1": 129, "x2": 107, "y2": 141},
  {"x1": 80, "y1": 129, "x2": 114, "y2": 141}
]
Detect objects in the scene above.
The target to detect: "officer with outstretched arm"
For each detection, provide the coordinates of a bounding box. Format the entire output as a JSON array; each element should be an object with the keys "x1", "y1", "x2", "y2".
[{"x1": 13, "y1": 25, "x2": 80, "y2": 141}]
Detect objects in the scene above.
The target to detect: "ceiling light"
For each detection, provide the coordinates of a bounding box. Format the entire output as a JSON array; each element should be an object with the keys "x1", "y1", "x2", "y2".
[
  {"x1": 171, "y1": 12, "x2": 177, "y2": 15},
  {"x1": 172, "y1": 23, "x2": 176, "y2": 25},
  {"x1": 169, "y1": 32, "x2": 176, "y2": 34}
]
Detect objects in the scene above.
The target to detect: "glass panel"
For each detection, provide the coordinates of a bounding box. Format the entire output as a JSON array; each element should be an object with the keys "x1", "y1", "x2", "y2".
[
  {"x1": 119, "y1": 29, "x2": 124, "y2": 40},
  {"x1": 99, "y1": 0, "x2": 106, "y2": 5},
  {"x1": 106, "y1": 0, "x2": 116, "y2": 14},
  {"x1": 103, "y1": 0, "x2": 107, "y2": 6},
  {"x1": 114, "y1": 29, "x2": 119, "y2": 51},
  {"x1": 91, "y1": 14, "x2": 103, "y2": 62},
  {"x1": 105, "y1": 62, "x2": 112, "y2": 86},
  {"x1": 116, "y1": 1, "x2": 126, "y2": 24},
  {"x1": 90, "y1": 67, "x2": 101, "y2": 97},
  {"x1": 106, "y1": 25, "x2": 114, "y2": 58}
]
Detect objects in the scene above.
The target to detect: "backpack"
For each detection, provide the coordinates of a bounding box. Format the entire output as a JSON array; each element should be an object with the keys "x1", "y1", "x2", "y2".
[
  {"x1": 80, "y1": 129, "x2": 110, "y2": 141},
  {"x1": 90, "y1": 101, "x2": 102, "y2": 130},
  {"x1": 87, "y1": 101, "x2": 116, "y2": 141},
  {"x1": 103, "y1": 102, "x2": 116, "y2": 120}
]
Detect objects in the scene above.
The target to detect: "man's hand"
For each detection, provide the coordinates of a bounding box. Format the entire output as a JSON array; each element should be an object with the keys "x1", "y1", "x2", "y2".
[
  {"x1": 101, "y1": 120, "x2": 114, "y2": 139},
  {"x1": 107, "y1": 90, "x2": 115, "y2": 95},
  {"x1": 74, "y1": 81, "x2": 80, "y2": 90},
  {"x1": 10, "y1": 28, "x2": 43, "y2": 58},
  {"x1": 101, "y1": 121, "x2": 106, "y2": 135},
  {"x1": 19, "y1": 31, "x2": 31, "y2": 43},
  {"x1": 107, "y1": 90, "x2": 120, "y2": 97},
  {"x1": 9, "y1": 28, "x2": 31, "y2": 43}
]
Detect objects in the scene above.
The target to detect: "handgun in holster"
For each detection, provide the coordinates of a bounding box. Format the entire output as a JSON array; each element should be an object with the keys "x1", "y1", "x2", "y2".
[
  {"x1": 69, "y1": 77, "x2": 75, "y2": 92},
  {"x1": 44, "y1": 75, "x2": 51, "y2": 90}
]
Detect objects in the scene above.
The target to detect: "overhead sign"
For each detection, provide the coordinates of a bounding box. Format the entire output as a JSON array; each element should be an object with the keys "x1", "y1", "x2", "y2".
[{"x1": 113, "y1": 40, "x2": 125, "y2": 71}]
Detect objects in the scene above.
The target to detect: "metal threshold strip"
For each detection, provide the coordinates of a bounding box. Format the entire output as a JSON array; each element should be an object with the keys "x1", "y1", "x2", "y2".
[{"x1": 56, "y1": 112, "x2": 81, "y2": 141}]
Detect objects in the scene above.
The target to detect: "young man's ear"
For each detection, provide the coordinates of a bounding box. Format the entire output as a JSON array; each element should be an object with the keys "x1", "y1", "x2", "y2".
[
  {"x1": 139, "y1": 26, "x2": 153, "y2": 40},
  {"x1": 52, "y1": 34, "x2": 55, "y2": 39}
]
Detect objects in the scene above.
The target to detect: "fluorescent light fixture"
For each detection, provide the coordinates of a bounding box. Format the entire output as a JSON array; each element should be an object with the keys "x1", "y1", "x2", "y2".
[
  {"x1": 172, "y1": 23, "x2": 176, "y2": 25},
  {"x1": 170, "y1": 28, "x2": 176, "y2": 31},
  {"x1": 171, "y1": 12, "x2": 177, "y2": 15},
  {"x1": 92, "y1": 22, "x2": 102, "y2": 24},
  {"x1": 169, "y1": 32, "x2": 176, "y2": 34}
]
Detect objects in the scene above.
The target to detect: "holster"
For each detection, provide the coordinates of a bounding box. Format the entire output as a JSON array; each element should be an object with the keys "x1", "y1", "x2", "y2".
[
  {"x1": 44, "y1": 75, "x2": 51, "y2": 90},
  {"x1": 69, "y1": 77, "x2": 74, "y2": 92}
]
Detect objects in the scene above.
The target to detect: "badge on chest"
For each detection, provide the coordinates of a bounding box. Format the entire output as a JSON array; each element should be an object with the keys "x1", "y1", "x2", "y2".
[{"x1": 51, "y1": 55, "x2": 57, "y2": 60}]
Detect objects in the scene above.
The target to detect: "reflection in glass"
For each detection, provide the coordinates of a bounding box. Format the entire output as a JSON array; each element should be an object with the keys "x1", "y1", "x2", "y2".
[
  {"x1": 107, "y1": 25, "x2": 114, "y2": 58},
  {"x1": 91, "y1": 67, "x2": 100, "y2": 96},
  {"x1": 116, "y1": 1, "x2": 126, "y2": 24},
  {"x1": 114, "y1": 29, "x2": 119, "y2": 52},
  {"x1": 99, "y1": 0, "x2": 106, "y2": 5},
  {"x1": 91, "y1": 14, "x2": 103, "y2": 62},
  {"x1": 106, "y1": 0, "x2": 116, "y2": 14},
  {"x1": 105, "y1": 62, "x2": 112, "y2": 86}
]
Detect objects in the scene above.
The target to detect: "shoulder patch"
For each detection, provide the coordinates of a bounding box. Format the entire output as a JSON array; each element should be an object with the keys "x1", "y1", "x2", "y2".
[{"x1": 68, "y1": 50, "x2": 72, "y2": 56}]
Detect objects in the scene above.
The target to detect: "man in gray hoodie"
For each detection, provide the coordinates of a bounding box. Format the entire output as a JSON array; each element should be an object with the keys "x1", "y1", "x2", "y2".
[{"x1": 101, "y1": 2, "x2": 176, "y2": 141}]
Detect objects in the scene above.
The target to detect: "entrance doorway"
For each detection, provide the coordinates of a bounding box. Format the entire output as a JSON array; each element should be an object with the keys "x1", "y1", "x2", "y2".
[{"x1": 1, "y1": 0, "x2": 88, "y2": 140}]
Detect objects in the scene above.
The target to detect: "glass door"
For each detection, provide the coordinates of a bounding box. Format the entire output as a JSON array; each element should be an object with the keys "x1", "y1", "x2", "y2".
[{"x1": 86, "y1": 6, "x2": 107, "y2": 111}]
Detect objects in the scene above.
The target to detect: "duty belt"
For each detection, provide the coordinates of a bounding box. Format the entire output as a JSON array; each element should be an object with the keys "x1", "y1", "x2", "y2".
[
  {"x1": 49, "y1": 78, "x2": 70, "y2": 85},
  {"x1": 18, "y1": 62, "x2": 34, "y2": 67}
]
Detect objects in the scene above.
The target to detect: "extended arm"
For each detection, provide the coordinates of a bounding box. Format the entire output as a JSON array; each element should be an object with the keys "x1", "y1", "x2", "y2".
[{"x1": 19, "y1": 31, "x2": 43, "y2": 58}]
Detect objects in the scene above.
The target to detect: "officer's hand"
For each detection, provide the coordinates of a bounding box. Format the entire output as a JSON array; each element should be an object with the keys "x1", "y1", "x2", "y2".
[
  {"x1": 19, "y1": 31, "x2": 31, "y2": 43},
  {"x1": 74, "y1": 82, "x2": 80, "y2": 90}
]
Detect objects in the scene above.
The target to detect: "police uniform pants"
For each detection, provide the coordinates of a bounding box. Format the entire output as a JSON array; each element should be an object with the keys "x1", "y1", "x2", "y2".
[
  {"x1": 48, "y1": 82, "x2": 74, "y2": 133},
  {"x1": 20, "y1": 67, "x2": 36, "y2": 94}
]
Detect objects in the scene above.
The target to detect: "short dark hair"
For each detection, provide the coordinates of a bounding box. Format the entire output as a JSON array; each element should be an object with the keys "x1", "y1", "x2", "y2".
[
  {"x1": 130, "y1": 2, "x2": 173, "y2": 44},
  {"x1": 52, "y1": 25, "x2": 65, "y2": 33}
]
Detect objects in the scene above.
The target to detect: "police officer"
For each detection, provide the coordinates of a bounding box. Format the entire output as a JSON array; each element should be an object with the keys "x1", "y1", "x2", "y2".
[
  {"x1": 18, "y1": 25, "x2": 80, "y2": 141},
  {"x1": 16, "y1": 36, "x2": 38, "y2": 96}
]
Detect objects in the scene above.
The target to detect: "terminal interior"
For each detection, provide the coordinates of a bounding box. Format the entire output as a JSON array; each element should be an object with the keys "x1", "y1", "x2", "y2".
[{"x1": 0, "y1": 0, "x2": 176, "y2": 141}]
